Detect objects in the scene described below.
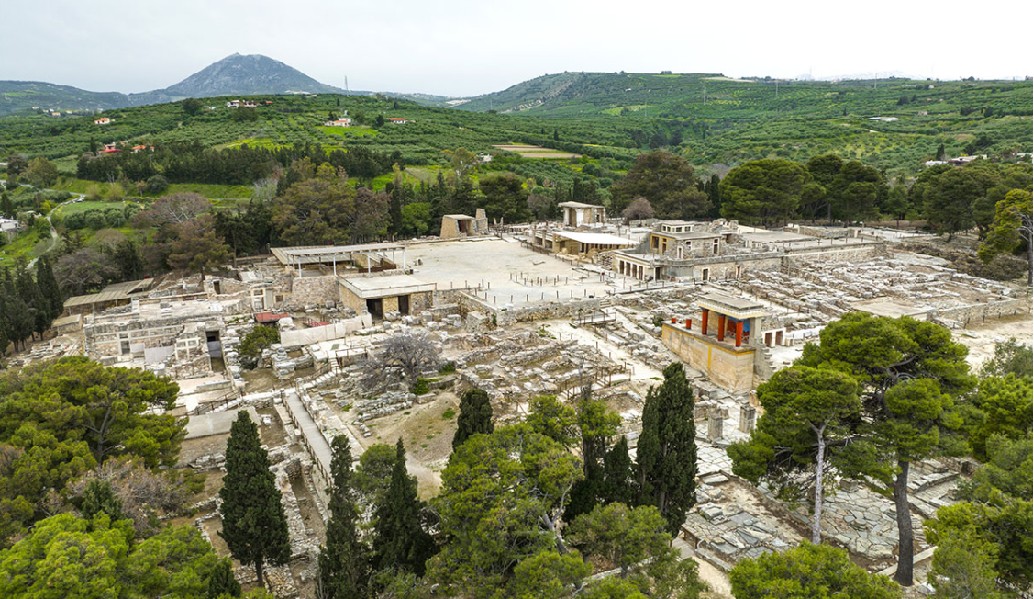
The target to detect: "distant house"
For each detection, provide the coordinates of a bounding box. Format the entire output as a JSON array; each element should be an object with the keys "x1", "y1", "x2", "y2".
[
  {"x1": 324, "y1": 118, "x2": 353, "y2": 127},
  {"x1": 94, "y1": 117, "x2": 111, "y2": 125},
  {"x1": 0, "y1": 217, "x2": 21, "y2": 234},
  {"x1": 131, "y1": 144, "x2": 154, "y2": 153},
  {"x1": 50, "y1": 112, "x2": 61, "y2": 118},
  {"x1": 387, "y1": 117, "x2": 411, "y2": 124},
  {"x1": 102, "y1": 142, "x2": 120, "y2": 154},
  {"x1": 226, "y1": 100, "x2": 241, "y2": 108}
]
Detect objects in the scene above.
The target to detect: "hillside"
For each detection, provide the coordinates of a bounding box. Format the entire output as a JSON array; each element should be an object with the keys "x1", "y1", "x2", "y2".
[
  {"x1": 0, "y1": 54, "x2": 352, "y2": 117},
  {"x1": 0, "y1": 81, "x2": 132, "y2": 115},
  {"x1": 134, "y1": 53, "x2": 346, "y2": 103},
  {"x1": 453, "y1": 72, "x2": 1032, "y2": 174},
  {"x1": 0, "y1": 72, "x2": 1030, "y2": 179}
]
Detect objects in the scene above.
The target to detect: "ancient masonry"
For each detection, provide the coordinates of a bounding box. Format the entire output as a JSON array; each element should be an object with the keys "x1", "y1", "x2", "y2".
[{"x1": 37, "y1": 217, "x2": 1030, "y2": 597}]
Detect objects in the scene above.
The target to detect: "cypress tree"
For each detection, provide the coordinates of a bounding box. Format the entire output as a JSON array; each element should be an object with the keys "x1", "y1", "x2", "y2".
[
  {"x1": 317, "y1": 435, "x2": 369, "y2": 599},
  {"x1": 207, "y1": 559, "x2": 242, "y2": 598},
  {"x1": 218, "y1": 411, "x2": 291, "y2": 585},
  {"x1": 637, "y1": 362, "x2": 697, "y2": 535},
  {"x1": 0, "y1": 192, "x2": 13, "y2": 218},
  {"x1": 3, "y1": 270, "x2": 33, "y2": 350},
  {"x1": 36, "y1": 256, "x2": 62, "y2": 320},
  {"x1": 15, "y1": 264, "x2": 46, "y2": 339},
  {"x1": 452, "y1": 388, "x2": 494, "y2": 450},
  {"x1": 601, "y1": 435, "x2": 636, "y2": 505},
  {"x1": 372, "y1": 439, "x2": 434, "y2": 575}
]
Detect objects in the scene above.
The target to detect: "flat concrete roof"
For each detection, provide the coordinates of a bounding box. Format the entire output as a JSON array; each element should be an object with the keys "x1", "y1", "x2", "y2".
[
  {"x1": 558, "y1": 201, "x2": 604, "y2": 209},
  {"x1": 340, "y1": 274, "x2": 435, "y2": 299},
  {"x1": 272, "y1": 243, "x2": 407, "y2": 266},
  {"x1": 698, "y1": 293, "x2": 768, "y2": 319},
  {"x1": 739, "y1": 231, "x2": 814, "y2": 243},
  {"x1": 185, "y1": 407, "x2": 259, "y2": 439},
  {"x1": 63, "y1": 278, "x2": 153, "y2": 308},
  {"x1": 442, "y1": 214, "x2": 475, "y2": 220},
  {"x1": 654, "y1": 230, "x2": 722, "y2": 240},
  {"x1": 555, "y1": 231, "x2": 636, "y2": 246}
]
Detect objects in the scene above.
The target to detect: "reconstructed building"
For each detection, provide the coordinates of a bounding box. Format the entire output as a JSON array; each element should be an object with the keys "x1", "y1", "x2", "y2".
[
  {"x1": 439, "y1": 209, "x2": 489, "y2": 239},
  {"x1": 660, "y1": 292, "x2": 773, "y2": 392},
  {"x1": 558, "y1": 201, "x2": 606, "y2": 227},
  {"x1": 338, "y1": 273, "x2": 435, "y2": 318}
]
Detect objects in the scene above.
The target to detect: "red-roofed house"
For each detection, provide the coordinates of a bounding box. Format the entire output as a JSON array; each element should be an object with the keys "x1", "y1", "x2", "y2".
[{"x1": 94, "y1": 117, "x2": 111, "y2": 125}]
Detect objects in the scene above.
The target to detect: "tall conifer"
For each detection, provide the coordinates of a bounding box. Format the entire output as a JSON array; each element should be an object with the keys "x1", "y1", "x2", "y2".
[
  {"x1": 317, "y1": 435, "x2": 369, "y2": 599},
  {"x1": 637, "y1": 362, "x2": 697, "y2": 535},
  {"x1": 218, "y1": 411, "x2": 290, "y2": 585},
  {"x1": 372, "y1": 439, "x2": 434, "y2": 575},
  {"x1": 452, "y1": 388, "x2": 494, "y2": 450}
]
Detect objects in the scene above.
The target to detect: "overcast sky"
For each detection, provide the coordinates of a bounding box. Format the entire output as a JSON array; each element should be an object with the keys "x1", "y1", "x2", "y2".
[{"x1": 3, "y1": 0, "x2": 1030, "y2": 97}]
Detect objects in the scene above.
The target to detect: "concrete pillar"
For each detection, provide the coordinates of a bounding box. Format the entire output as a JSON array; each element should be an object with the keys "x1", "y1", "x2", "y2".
[
  {"x1": 716, "y1": 314, "x2": 726, "y2": 342},
  {"x1": 739, "y1": 406, "x2": 757, "y2": 434},
  {"x1": 735, "y1": 320, "x2": 744, "y2": 347},
  {"x1": 701, "y1": 309, "x2": 709, "y2": 336}
]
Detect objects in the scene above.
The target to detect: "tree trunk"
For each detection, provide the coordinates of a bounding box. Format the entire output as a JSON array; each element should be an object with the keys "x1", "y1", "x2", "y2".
[
  {"x1": 892, "y1": 459, "x2": 914, "y2": 586},
  {"x1": 812, "y1": 425, "x2": 826, "y2": 544},
  {"x1": 255, "y1": 559, "x2": 264, "y2": 587}
]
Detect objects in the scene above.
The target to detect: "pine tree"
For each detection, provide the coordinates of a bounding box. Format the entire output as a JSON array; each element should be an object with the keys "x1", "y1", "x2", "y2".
[
  {"x1": 601, "y1": 435, "x2": 636, "y2": 505},
  {"x1": 637, "y1": 362, "x2": 697, "y2": 535},
  {"x1": 372, "y1": 439, "x2": 434, "y2": 575},
  {"x1": 218, "y1": 411, "x2": 291, "y2": 585},
  {"x1": 317, "y1": 435, "x2": 369, "y2": 599},
  {"x1": 452, "y1": 388, "x2": 494, "y2": 450},
  {"x1": 565, "y1": 395, "x2": 620, "y2": 519},
  {"x1": 206, "y1": 559, "x2": 241, "y2": 598}
]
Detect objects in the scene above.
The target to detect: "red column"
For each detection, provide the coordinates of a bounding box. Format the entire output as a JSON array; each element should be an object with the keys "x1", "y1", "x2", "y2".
[
  {"x1": 735, "y1": 320, "x2": 744, "y2": 347},
  {"x1": 717, "y1": 314, "x2": 726, "y2": 342},
  {"x1": 685, "y1": 318, "x2": 692, "y2": 329},
  {"x1": 701, "y1": 309, "x2": 709, "y2": 336}
]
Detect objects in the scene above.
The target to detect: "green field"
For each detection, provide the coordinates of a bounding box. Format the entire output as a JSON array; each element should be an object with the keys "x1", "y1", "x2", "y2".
[{"x1": 1, "y1": 75, "x2": 1030, "y2": 185}]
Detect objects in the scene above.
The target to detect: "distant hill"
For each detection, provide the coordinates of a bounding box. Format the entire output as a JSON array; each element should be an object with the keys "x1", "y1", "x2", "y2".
[
  {"x1": 129, "y1": 53, "x2": 346, "y2": 105},
  {"x1": 454, "y1": 71, "x2": 1033, "y2": 121},
  {"x1": 0, "y1": 81, "x2": 132, "y2": 116},
  {"x1": 0, "y1": 53, "x2": 454, "y2": 116}
]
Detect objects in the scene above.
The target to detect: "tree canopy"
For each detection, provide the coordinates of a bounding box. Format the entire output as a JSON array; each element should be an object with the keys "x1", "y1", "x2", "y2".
[
  {"x1": 610, "y1": 151, "x2": 710, "y2": 219},
  {"x1": 719, "y1": 158, "x2": 811, "y2": 226},
  {"x1": 729, "y1": 542, "x2": 900, "y2": 599}
]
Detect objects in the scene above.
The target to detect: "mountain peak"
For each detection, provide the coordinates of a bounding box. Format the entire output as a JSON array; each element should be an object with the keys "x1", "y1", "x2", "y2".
[{"x1": 155, "y1": 54, "x2": 343, "y2": 99}]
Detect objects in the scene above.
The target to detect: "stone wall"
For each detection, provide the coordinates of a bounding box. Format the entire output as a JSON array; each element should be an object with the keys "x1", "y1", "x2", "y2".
[
  {"x1": 661, "y1": 324, "x2": 756, "y2": 392},
  {"x1": 933, "y1": 297, "x2": 1031, "y2": 327},
  {"x1": 287, "y1": 275, "x2": 338, "y2": 310}
]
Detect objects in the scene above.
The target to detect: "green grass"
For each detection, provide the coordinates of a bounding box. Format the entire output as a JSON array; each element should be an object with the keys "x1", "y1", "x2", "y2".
[
  {"x1": 0, "y1": 230, "x2": 49, "y2": 267},
  {"x1": 163, "y1": 183, "x2": 253, "y2": 199},
  {"x1": 51, "y1": 199, "x2": 135, "y2": 217},
  {"x1": 319, "y1": 125, "x2": 378, "y2": 138},
  {"x1": 441, "y1": 408, "x2": 456, "y2": 420}
]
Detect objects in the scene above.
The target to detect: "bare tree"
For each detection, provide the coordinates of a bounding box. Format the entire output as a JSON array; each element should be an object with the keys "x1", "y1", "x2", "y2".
[
  {"x1": 133, "y1": 192, "x2": 212, "y2": 228},
  {"x1": 367, "y1": 331, "x2": 440, "y2": 385},
  {"x1": 621, "y1": 197, "x2": 654, "y2": 224}
]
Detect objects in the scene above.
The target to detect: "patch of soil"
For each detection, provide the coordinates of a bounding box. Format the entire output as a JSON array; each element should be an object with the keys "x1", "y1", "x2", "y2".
[
  {"x1": 257, "y1": 406, "x2": 287, "y2": 447},
  {"x1": 178, "y1": 434, "x2": 229, "y2": 467},
  {"x1": 359, "y1": 390, "x2": 461, "y2": 498}
]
